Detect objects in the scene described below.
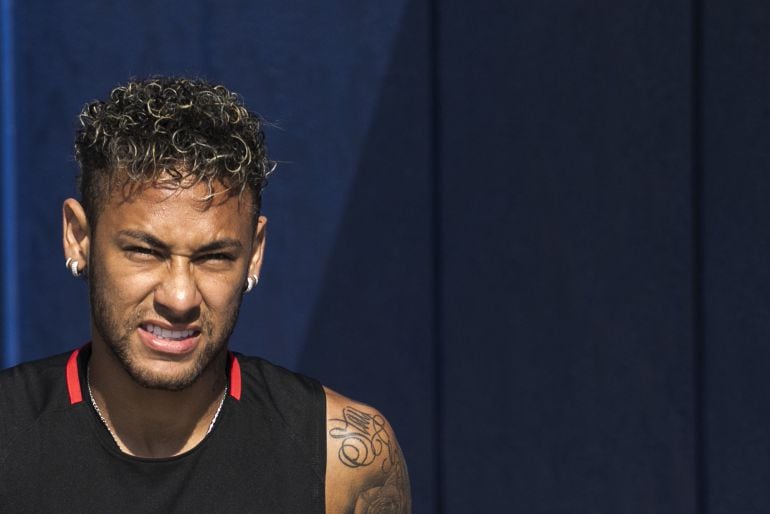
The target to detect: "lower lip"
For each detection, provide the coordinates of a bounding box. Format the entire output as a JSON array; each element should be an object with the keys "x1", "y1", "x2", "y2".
[{"x1": 138, "y1": 327, "x2": 199, "y2": 355}]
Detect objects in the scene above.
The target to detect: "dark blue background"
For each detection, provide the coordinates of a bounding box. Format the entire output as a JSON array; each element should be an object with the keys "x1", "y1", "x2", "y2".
[{"x1": 1, "y1": 1, "x2": 768, "y2": 512}]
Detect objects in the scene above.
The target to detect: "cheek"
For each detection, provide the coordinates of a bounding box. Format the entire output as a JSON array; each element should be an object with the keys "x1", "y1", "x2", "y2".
[
  {"x1": 98, "y1": 258, "x2": 159, "y2": 304},
  {"x1": 197, "y1": 275, "x2": 243, "y2": 311}
]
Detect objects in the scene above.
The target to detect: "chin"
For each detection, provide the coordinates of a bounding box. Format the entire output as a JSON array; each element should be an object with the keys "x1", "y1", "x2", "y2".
[
  {"x1": 127, "y1": 365, "x2": 204, "y2": 391},
  {"x1": 111, "y1": 341, "x2": 226, "y2": 392}
]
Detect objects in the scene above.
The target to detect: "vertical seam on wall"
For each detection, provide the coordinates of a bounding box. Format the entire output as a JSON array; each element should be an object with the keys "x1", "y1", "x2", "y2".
[
  {"x1": 692, "y1": 0, "x2": 706, "y2": 512},
  {"x1": 429, "y1": 0, "x2": 444, "y2": 511},
  {"x1": 1, "y1": 0, "x2": 19, "y2": 369}
]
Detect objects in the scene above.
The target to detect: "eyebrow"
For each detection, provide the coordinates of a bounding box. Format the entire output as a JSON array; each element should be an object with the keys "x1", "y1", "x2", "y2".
[{"x1": 116, "y1": 230, "x2": 244, "y2": 253}]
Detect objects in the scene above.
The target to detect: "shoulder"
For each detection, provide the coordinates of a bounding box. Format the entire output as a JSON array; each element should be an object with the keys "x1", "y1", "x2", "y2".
[
  {"x1": 233, "y1": 353, "x2": 325, "y2": 428},
  {"x1": 0, "y1": 351, "x2": 74, "y2": 461},
  {"x1": 0, "y1": 351, "x2": 72, "y2": 415},
  {"x1": 324, "y1": 387, "x2": 411, "y2": 514}
]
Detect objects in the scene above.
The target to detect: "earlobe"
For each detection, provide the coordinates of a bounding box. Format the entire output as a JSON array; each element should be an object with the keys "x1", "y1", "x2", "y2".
[{"x1": 62, "y1": 199, "x2": 91, "y2": 272}]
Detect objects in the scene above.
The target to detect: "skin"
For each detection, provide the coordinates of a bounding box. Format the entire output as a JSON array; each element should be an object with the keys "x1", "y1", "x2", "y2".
[
  {"x1": 62, "y1": 176, "x2": 411, "y2": 511},
  {"x1": 324, "y1": 389, "x2": 412, "y2": 513}
]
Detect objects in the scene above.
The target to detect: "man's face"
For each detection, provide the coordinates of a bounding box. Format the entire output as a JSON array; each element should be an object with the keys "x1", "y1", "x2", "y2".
[{"x1": 84, "y1": 180, "x2": 265, "y2": 390}]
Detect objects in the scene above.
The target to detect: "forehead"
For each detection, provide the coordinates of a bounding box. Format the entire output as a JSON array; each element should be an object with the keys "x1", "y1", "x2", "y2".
[{"x1": 96, "y1": 180, "x2": 254, "y2": 244}]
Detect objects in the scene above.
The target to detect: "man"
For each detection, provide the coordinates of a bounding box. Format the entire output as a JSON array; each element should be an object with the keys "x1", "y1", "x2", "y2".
[{"x1": 0, "y1": 77, "x2": 411, "y2": 513}]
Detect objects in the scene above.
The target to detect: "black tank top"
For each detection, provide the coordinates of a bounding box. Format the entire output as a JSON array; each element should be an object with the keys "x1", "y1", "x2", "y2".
[{"x1": 0, "y1": 345, "x2": 326, "y2": 513}]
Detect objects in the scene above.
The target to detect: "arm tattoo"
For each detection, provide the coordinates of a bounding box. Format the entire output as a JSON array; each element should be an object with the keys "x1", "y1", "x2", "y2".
[
  {"x1": 329, "y1": 406, "x2": 411, "y2": 513},
  {"x1": 329, "y1": 406, "x2": 390, "y2": 470}
]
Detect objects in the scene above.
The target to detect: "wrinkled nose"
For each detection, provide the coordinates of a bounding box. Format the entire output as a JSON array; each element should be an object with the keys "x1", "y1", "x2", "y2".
[{"x1": 153, "y1": 260, "x2": 202, "y2": 322}]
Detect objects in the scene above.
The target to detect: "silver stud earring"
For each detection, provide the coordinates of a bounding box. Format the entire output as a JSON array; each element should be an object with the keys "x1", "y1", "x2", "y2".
[
  {"x1": 245, "y1": 275, "x2": 259, "y2": 293},
  {"x1": 66, "y1": 258, "x2": 84, "y2": 278}
]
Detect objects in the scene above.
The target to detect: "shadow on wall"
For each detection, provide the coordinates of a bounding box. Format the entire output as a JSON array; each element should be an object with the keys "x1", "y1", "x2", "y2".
[{"x1": 297, "y1": 1, "x2": 437, "y2": 512}]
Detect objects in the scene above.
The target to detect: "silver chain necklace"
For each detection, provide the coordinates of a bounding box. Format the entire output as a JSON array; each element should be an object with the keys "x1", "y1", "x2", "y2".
[{"x1": 86, "y1": 366, "x2": 227, "y2": 451}]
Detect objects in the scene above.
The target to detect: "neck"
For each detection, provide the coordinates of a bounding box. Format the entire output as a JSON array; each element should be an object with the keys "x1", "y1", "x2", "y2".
[{"x1": 87, "y1": 345, "x2": 228, "y2": 458}]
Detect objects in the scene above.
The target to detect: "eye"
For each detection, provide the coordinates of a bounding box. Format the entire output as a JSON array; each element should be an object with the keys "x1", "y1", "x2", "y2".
[
  {"x1": 198, "y1": 253, "x2": 235, "y2": 262},
  {"x1": 124, "y1": 246, "x2": 161, "y2": 260}
]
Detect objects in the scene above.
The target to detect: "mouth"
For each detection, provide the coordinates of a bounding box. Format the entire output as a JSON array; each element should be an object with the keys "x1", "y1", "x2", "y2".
[
  {"x1": 141, "y1": 322, "x2": 201, "y2": 341},
  {"x1": 138, "y1": 322, "x2": 201, "y2": 355}
]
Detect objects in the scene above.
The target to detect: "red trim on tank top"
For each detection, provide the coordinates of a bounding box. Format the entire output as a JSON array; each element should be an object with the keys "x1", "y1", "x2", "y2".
[
  {"x1": 228, "y1": 352, "x2": 241, "y2": 400},
  {"x1": 66, "y1": 348, "x2": 83, "y2": 405}
]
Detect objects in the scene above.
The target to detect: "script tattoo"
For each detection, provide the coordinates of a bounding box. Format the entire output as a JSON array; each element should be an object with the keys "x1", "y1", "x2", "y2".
[
  {"x1": 330, "y1": 406, "x2": 411, "y2": 513},
  {"x1": 330, "y1": 406, "x2": 391, "y2": 471}
]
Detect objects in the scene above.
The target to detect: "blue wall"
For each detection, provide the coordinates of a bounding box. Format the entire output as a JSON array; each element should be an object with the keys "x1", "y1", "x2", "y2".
[{"x1": 2, "y1": 1, "x2": 769, "y2": 512}]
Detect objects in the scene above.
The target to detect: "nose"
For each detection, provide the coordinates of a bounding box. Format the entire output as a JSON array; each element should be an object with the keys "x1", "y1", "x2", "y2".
[{"x1": 153, "y1": 258, "x2": 202, "y2": 322}]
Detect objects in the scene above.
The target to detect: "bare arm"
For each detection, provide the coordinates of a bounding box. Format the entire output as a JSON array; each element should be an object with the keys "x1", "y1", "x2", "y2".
[{"x1": 324, "y1": 388, "x2": 412, "y2": 514}]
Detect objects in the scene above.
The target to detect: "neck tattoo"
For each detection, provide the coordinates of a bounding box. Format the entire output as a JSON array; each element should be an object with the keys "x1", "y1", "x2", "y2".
[{"x1": 86, "y1": 366, "x2": 228, "y2": 452}]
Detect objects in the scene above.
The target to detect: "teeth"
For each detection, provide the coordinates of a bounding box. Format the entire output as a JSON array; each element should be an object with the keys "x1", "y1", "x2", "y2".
[{"x1": 144, "y1": 323, "x2": 195, "y2": 340}]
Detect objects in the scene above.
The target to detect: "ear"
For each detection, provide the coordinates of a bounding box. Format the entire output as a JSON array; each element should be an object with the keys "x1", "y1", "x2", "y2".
[
  {"x1": 62, "y1": 198, "x2": 91, "y2": 273},
  {"x1": 248, "y1": 215, "x2": 267, "y2": 279}
]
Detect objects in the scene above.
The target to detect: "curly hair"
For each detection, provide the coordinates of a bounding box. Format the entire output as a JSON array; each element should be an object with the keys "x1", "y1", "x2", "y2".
[{"x1": 74, "y1": 77, "x2": 274, "y2": 223}]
